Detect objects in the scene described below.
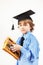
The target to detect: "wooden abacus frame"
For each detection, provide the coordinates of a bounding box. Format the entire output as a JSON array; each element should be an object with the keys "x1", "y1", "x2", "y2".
[{"x1": 2, "y1": 37, "x2": 20, "y2": 60}]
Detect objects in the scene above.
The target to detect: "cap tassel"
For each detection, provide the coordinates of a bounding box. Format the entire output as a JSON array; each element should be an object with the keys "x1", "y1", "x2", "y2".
[{"x1": 11, "y1": 24, "x2": 14, "y2": 30}]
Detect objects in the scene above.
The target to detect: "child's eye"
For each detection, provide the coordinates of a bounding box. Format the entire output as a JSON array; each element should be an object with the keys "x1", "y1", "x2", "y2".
[
  {"x1": 24, "y1": 24, "x2": 27, "y2": 26},
  {"x1": 19, "y1": 25, "x2": 22, "y2": 26},
  {"x1": 19, "y1": 24, "x2": 27, "y2": 27}
]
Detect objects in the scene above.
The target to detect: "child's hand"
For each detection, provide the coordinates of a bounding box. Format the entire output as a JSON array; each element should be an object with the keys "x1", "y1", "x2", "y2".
[
  {"x1": 10, "y1": 44, "x2": 22, "y2": 52},
  {"x1": 13, "y1": 44, "x2": 22, "y2": 51}
]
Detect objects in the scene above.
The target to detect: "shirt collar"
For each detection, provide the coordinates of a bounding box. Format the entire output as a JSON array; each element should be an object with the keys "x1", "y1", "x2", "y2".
[{"x1": 22, "y1": 31, "x2": 31, "y2": 40}]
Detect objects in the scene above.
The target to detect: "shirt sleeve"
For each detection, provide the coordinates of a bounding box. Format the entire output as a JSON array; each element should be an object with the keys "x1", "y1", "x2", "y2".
[
  {"x1": 20, "y1": 46, "x2": 30, "y2": 58},
  {"x1": 20, "y1": 35, "x2": 40, "y2": 62},
  {"x1": 29, "y1": 36, "x2": 40, "y2": 61}
]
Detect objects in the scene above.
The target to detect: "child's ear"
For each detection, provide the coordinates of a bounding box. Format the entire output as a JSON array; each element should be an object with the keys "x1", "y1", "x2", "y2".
[{"x1": 30, "y1": 26, "x2": 32, "y2": 30}]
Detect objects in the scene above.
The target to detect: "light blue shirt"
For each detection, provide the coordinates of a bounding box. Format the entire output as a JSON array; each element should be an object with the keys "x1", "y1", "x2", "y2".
[{"x1": 16, "y1": 32, "x2": 40, "y2": 65}]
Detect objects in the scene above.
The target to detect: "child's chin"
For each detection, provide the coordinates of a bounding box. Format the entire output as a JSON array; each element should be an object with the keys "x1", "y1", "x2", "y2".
[{"x1": 21, "y1": 31, "x2": 27, "y2": 34}]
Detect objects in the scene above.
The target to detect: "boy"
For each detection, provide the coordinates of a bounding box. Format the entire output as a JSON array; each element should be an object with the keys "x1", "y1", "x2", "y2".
[{"x1": 12, "y1": 10, "x2": 40, "y2": 65}]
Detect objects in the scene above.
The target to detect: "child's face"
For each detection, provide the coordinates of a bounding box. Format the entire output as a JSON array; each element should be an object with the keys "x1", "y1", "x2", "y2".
[{"x1": 18, "y1": 20, "x2": 31, "y2": 34}]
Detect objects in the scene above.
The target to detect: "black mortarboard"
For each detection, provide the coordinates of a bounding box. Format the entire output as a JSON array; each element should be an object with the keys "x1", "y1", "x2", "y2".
[{"x1": 13, "y1": 10, "x2": 35, "y2": 22}]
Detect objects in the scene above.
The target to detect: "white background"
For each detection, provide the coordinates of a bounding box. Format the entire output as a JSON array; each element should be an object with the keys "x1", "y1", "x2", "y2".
[{"x1": 0, "y1": 0, "x2": 43, "y2": 65}]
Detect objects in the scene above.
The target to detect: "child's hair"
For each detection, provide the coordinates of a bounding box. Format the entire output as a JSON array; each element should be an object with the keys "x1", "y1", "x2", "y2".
[{"x1": 18, "y1": 19, "x2": 35, "y2": 32}]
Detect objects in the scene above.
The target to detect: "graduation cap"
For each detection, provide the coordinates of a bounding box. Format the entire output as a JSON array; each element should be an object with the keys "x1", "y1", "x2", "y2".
[
  {"x1": 12, "y1": 10, "x2": 35, "y2": 30},
  {"x1": 13, "y1": 10, "x2": 35, "y2": 22}
]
